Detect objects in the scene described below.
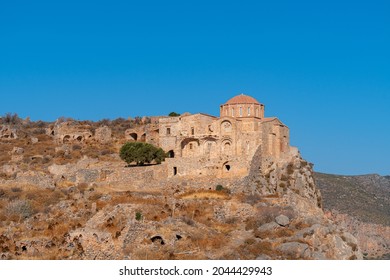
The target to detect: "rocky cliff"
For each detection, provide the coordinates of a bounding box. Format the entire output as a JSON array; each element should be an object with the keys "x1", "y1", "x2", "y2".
[
  {"x1": 0, "y1": 119, "x2": 363, "y2": 260},
  {"x1": 315, "y1": 173, "x2": 390, "y2": 259}
]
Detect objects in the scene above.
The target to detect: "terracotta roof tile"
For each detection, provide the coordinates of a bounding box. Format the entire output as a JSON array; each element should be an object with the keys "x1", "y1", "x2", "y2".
[{"x1": 225, "y1": 94, "x2": 261, "y2": 105}]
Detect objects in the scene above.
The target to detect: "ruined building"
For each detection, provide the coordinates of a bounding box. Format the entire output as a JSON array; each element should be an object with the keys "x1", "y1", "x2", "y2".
[{"x1": 126, "y1": 94, "x2": 293, "y2": 178}]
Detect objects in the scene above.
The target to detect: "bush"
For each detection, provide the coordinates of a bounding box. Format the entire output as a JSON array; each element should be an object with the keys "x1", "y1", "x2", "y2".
[
  {"x1": 135, "y1": 212, "x2": 142, "y2": 221},
  {"x1": 168, "y1": 112, "x2": 180, "y2": 117},
  {"x1": 6, "y1": 200, "x2": 33, "y2": 219},
  {"x1": 1, "y1": 113, "x2": 22, "y2": 125},
  {"x1": 216, "y1": 185, "x2": 224, "y2": 191},
  {"x1": 120, "y1": 142, "x2": 166, "y2": 166}
]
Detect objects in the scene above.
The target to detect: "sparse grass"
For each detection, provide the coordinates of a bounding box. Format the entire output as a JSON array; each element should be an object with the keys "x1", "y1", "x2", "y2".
[
  {"x1": 254, "y1": 227, "x2": 295, "y2": 240},
  {"x1": 177, "y1": 190, "x2": 230, "y2": 200}
]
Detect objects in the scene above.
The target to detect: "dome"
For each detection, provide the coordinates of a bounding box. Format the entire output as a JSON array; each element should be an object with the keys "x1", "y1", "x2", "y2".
[{"x1": 225, "y1": 94, "x2": 260, "y2": 105}]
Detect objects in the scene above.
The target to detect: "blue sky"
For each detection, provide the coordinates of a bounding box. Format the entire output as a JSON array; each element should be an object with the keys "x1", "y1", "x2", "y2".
[{"x1": 1, "y1": 0, "x2": 389, "y2": 175}]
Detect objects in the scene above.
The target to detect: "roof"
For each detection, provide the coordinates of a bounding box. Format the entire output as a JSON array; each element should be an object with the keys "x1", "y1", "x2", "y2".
[{"x1": 225, "y1": 94, "x2": 261, "y2": 105}]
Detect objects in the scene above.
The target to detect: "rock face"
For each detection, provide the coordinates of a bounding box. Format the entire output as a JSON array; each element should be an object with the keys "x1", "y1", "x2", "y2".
[
  {"x1": 242, "y1": 148, "x2": 322, "y2": 208},
  {"x1": 95, "y1": 126, "x2": 112, "y2": 144},
  {"x1": 327, "y1": 211, "x2": 390, "y2": 259},
  {"x1": 0, "y1": 125, "x2": 17, "y2": 139},
  {"x1": 315, "y1": 173, "x2": 390, "y2": 259}
]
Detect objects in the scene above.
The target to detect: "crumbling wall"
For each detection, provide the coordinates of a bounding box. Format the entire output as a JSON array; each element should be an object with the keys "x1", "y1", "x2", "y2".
[{"x1": 0, "y1": 125, "x2": 18, "y2": 140}]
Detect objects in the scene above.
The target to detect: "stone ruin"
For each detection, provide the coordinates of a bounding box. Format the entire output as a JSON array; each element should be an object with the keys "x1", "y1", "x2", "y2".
[
  {"x1": 95, "y1": 126, "x2": 112, "y2": 144},
  {"x1": 0, "y1": 125, "x2": 18, "y2": 140},
  {"x1": 47, "y1": 121, "x2": 93, "y2": 144}
]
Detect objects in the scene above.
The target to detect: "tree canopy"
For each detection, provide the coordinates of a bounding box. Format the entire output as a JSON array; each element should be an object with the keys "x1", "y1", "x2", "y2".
[
  {"x1": 168, "y1": 112, "x2": 180, "y2": 117},
  {"x1": 119, "y1": 142, "x2": 166, "y2": 166}
]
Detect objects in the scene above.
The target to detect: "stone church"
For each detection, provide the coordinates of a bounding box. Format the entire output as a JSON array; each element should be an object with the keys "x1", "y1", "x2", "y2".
[{"x1": 126, "y1": 94, "x2": 292, "y2": 178}]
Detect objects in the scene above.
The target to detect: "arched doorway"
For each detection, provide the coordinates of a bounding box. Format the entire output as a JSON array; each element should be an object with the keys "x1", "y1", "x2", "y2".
[
  {"x1": 223, "y1": 162, "x2": 231, "y2": 173},
  {"x1": 168, "y1": 150, "x2": 175, "y2": 158},
  {"x1": 129, "y1": 133, "x2": 138, "y2": 141}
]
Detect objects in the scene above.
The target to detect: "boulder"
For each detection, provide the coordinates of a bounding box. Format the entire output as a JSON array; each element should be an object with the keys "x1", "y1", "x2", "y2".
[
  {"x1": 257, "y1": 222, "x2": 280, "y2": 232},
  {"x1": 11, "y1": 147, "x2": 24, "y2": 155},
  {"x1": 2, "y1": 164, "x2": 19, "y2": 176},
  {"x1": 275, "y1": 215, "x2": 290, "y2": 227},
  {"x1": 277, "y1": 242, "x2": 310, "y2": 259}
]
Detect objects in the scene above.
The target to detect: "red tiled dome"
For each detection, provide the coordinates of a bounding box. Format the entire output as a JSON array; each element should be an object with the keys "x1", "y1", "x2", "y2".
[{"x1": 225, "y1": 94, "x2": 260, "y2": 105}]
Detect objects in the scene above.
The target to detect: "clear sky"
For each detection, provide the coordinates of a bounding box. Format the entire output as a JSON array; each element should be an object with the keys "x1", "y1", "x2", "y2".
[{"x1": 1, "y1": 0, "x2": 389, "y2": 175}]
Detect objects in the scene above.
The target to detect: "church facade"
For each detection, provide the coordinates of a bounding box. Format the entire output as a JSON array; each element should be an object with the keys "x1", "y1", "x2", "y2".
[
  {"x1": 126, "y1": 94, "x2": 291, "y2": 178},
  {"x1": 126, "y1": 94, "x2": 290, "y2": 177}
]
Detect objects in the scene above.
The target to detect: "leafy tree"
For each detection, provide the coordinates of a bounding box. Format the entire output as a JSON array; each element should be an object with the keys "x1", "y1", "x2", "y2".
[
  {"x1": 168, "y1": 112, "x2": 180, "y2": 117},
  {"x1": 120, "y1": 142, "x2": 167, "y2": 166}
]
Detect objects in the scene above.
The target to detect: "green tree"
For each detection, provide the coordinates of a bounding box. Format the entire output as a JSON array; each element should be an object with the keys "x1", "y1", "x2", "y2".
[
  {"x1": 168, "y1": 112, "x2": 180, "y2": 117},
  {"x1": 120, "y1": 142, "x2": 167, "y2": 166}
]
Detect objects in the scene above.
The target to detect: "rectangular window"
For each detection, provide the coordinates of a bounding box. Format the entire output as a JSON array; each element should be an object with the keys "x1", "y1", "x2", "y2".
[
  {"x1": 232, "y1": 108, "x2": 234, "y2": 117},
  {"x1": 240, "y1": 107, "x2": 242, "y2": 117},
  {"x1": 248, "y1": 107, "x2": 251, "y2": 116},
  {"x1": 191, "y1": 127, "x2": 194, "y2": 135},
  {"x1": 166, "y1": 127, "x2": 171, "y2": 135},
  {"x1": 189, "y1": 143, "x2": 193, "y2": 150}
]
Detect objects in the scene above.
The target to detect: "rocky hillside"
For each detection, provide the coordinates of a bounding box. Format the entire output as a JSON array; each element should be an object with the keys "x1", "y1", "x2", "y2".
[
  {"x1": 0, "y1": 118, "x2": 363, "y2": 260},
  {"x1": 315, "y1": 173, "x2": 390, "y2": 259},
  {"x1": 315, "y1": 173, "x2": 390, "y2": 226}
]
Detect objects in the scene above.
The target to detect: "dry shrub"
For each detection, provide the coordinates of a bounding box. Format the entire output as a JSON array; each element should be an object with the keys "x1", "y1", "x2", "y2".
[
  {"x1": 5, "y1": 200, "x2": 34, "y2": 220},
  {"x1": 245, "y1": 217, "x2": 259, "y2": 231},
  {"x1": 254, "y1": 227, "x2": 295, "y2": 240},
  {"x1": 72, "y1": 144, "x2": 82, "y2": 151},
  {"x1": 240, "y1": 194, "x2": 263, "y2": 205},
  {"x1": 257, "y1": 206, "x2": 283, "y2": 225},
  {"x1": 236, "y1": 240, "x2": 276, "y2": 260},
  {"x1": 77, "y1": 183, "x2": 89, "y2": 194},
  {"x1": 192, "y1": 232, "x2": 225, "y2": 251},
  {"x1": 177, "y1": 190, "x2": 229, "y2": 200},
  {"x1": 83, "y1": 146, "x2": 100, "y2": 159},
  {"x1": 294, "y1": 221, "x2": 311, "y2": 230},
  {"x1": 11, "y1": 187, "x2": 22, "y2": 193},
  {"x1": 32, "y1": 128, "x2": 46, "y2": 135}
]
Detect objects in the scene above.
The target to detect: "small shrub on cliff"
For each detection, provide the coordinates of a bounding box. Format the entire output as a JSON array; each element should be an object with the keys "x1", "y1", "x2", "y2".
[
  {"x1": 120, "y1": 142, "x2": 166, "y2": 166},
  {"x1": 135, "y1": 212, "x2": 142, "y2": 221}
]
